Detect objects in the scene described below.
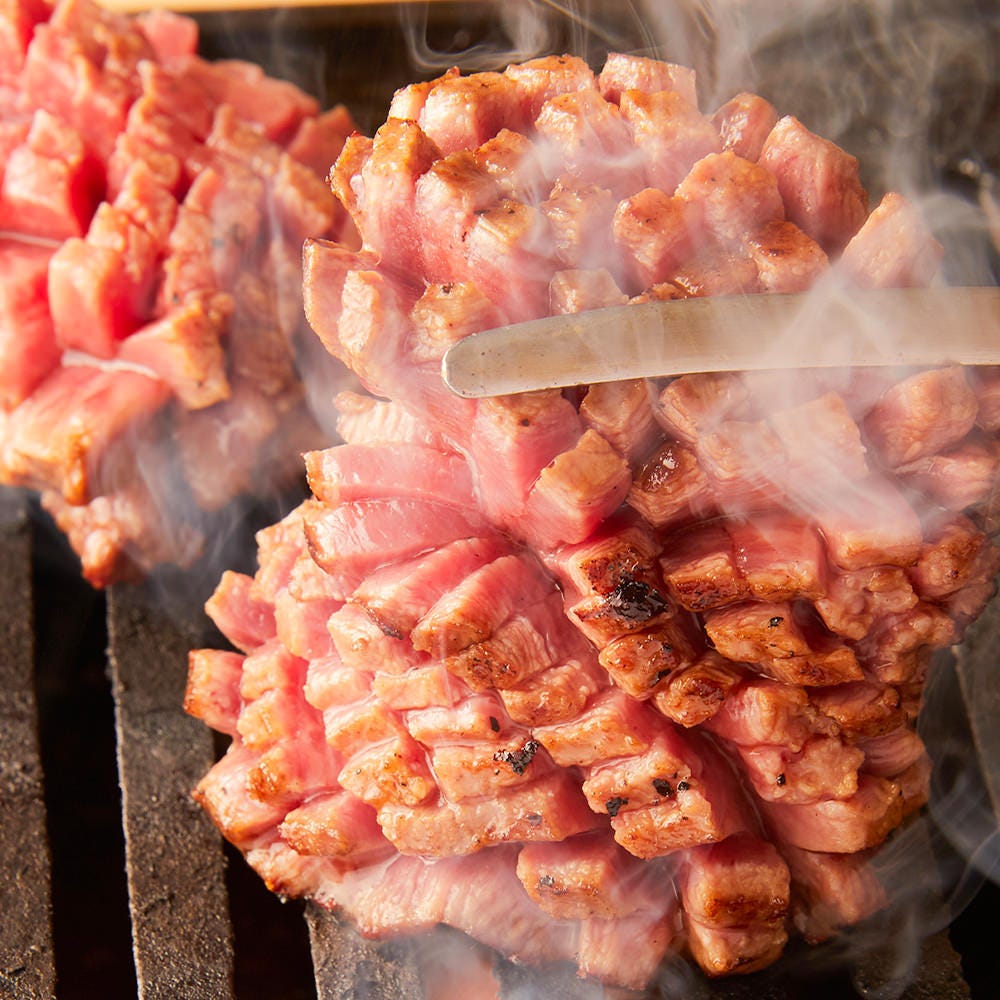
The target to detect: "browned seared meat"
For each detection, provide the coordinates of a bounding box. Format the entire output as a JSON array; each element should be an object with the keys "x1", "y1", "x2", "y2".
[
  {"x1": 0, "y1": 0, "x2": 357, "y2": 584},
  {"x1": 188, "y1": 50, "x2": 999, "y2": 991}
]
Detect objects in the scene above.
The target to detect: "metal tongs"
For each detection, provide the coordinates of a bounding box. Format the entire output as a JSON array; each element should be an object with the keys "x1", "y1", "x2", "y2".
[{"x1": 441, "y1": 287, "x2": 1000, "y2": 398}]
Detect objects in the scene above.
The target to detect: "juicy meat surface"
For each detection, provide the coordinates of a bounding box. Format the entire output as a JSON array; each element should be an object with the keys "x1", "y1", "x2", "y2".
[{"x1": 186, "y1": 48, "x2": 997, "y2": 994}]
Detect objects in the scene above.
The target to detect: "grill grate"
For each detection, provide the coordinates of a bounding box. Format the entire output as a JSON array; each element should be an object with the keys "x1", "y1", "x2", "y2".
[
  {"x1": 108, "y1": 582, "x2": 234, "y2": 999},
  {"x1": 1, "y1": 489, "x2": 995, "y2": 1000},
  {"x1": 0, "y1": 492, "x2": 55, "y2": 1000}
]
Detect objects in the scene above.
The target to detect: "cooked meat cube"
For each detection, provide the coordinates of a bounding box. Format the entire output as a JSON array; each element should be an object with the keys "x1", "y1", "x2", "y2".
[
  {"x1": 608, "y1": 736, "x2": 752, "y2": 858},
  {"x1": 675, "y1": 150, "x2": 784, "y2": 247},
  {"x1": 973, "y1": 367, "x2": 1000, "y2": 433},
  {"x1": 498, "y1": 655, "x2": 607, "y2": 728},
  {"x1": 115, "y1": 294, "x2": 231, "y2": 409},
  {"x1": 896, "y1": 434, "x2": 1000, "y2": 512},
  {"x1": 415, "y1": 150, "x2": 499, "y2": 285},
  {"x1": 338, "y1": 735, "x2": 436, "y2": 810},
  {"x1": 1, "y1": 109, "x2": 101, "y2": 240},
  {"x1": 353, "y1": 537, "x2": 509, "y2": 637},
  {"x1": 669, "y1": 243, "x2": 762, "y2": 297},
  {"x1": 371, "y1": 663, "x2": 471, "y2": 713},
  {"x1": 516, "y1": 832, "x2": 652, "y2": 919},
  {"x1": 411, "y1": 553, "x2": 556, "y2": 656},
  {"x1": 661, "y1": 520, "x2": 747, "y2": 611},
  {"x1": 651, "y1": 652, "x2": 745, "y2": 727},
  {"x1": 744, "y1": 218, "x2": 829, "y2": 292},
  {"x1": 840, "y1": 192, "x2": 943, "y2": 288},
  {"x1": 759, "y1": 114, "x2": 869, "y2": 252},
  {"x1": 355, "y1": 118, "x2": 440, "y2": 278},
  {"x1": 274, "y1": 587, "x2": 338, "y2": 661},
  {"x1": 305, "y1": 442, "x2": 475, "y2": 508},
  {"x1": 577, "y1": 905, "x2": 678, "y2": 990},
  {"x1": 696, "y1": 418, "x2": 787, "y2": 512},
  {"x1": 523, "y1": 429, "x2": 632, "y2": 546},
  {"x1": 542, "y1": 180, "x2": 620, "y2": 269},
  {"x1": 406, "y1": 693, "x2": 511, "y2": 744},
  {"x1": 535, "y1": 688, "x2": 660, "y2": 767},
  {"x1": 619, "y1": 88, "x2": 721, "y2": 194},
  {"x1": 327, "y1": 603, "x2": 425, "y2": 676},
  {"x1": 726, "y1": 512, "x2": 826, "y2": 602},
  {"x1": 470, "y1": 391, "x2": 581, "y2": 520},
  {"x1": 628, "y1": 440, "x2": 716, "y2": 530},
  {"x1": 759, "y1": 774, "x2": 904, "y2": 853},
  {"x1": 0, "y1": 240, "x2": 61, "y2": 409},
  {"x1": 857, "y1": 725, "x2": 927, "y2": 779},
  {"x1": 813, "y1": 475, "x2": 923, "y2": 570},
  {"x1": 535, "y1": 89, "x2": 644, "y2": 195},
  {"x1": 548, "y1": 266, "x2": 628, "y2": 315},
  {"x1": 597, "y1": 52, "x2": 698, "y2": 107},
  {"x1": 782, "y1": 845, "x2": 887, "y2": 943},
  {"x1": 194, "y1": 746, "x2": 289, "y2": 849},
  {"x1": 855, "y1": 602, "x2": 958, "y2": 684},
  {"x1": 908, "y1": 514, "x2": 994, "y2": 600},
  {"x1": 711, "y1": 92, "x2": 779, "y2": 162},
  {"x1": 418, "y1": 71, "x2": 524, "y2": 158},
  {"x1": 444, "y1": 592, "x2": 578, "y2": 691},
  {"x1": 705, "y1": 676, "x2": 833, "y2": 753},
  {"x1": 279, "y1": 791, "x2": 391, "y2": 862},
  {"x1": 735, "y1": 735, "x2": 864, "y2": 804},
  {"x1": 431, "y1": 735, "x2": 556, "y2": 800},
  {"x1": 376, "y1": 770, "x2": 596, "y2": 856},
  {"x1": 865, "y1": 366, "x2": 980, "y2": 468},
  {"x1": 767, "y1": 390, "x2": 870, "y2": 486},
  {"x1": 578, "y1": 378, "x2": 661, "y2": 462},
  {"x1": 814, "y1": 565, "x2": 917, "y2": 640},
  {"x1": 656, "y1": 371, "x2": 750, "y2": 444},
  {"x1": 185, "y1": 649, "x2": 243, "y2": 736},
  {"x1": 704, "y1": 601, "x2": 863, "y2": 687},
  {"x1": 809, "y1": 681, "x2": 905, "y2": 739},
  {"x1": 597, "y1": 615, "x2": 702, "y2": 697},
  {"x1": 504, "y1": 53, "x2": 597, "y2": 122},
  {"x1": 685, "y1": 917, "x2": 788, "y2": 978},
  {"x1": 680, "y1": 833, "x2": 790, "y2": 926},
  {"x1": 613, "y1": 187, "x2": 697, "y2": 291},
  {"x1": 410, "y1": 281, "x2": 505, "y2": 364},
  {"x1": 1, "y1": 364, "x2": 169, "y2": 505},
  {"x1": 465, "y1": 198, "x2": 557, "y2": 322},
  {"x1": 303, "y1": 496, "x2": 487, "y2": 599}
]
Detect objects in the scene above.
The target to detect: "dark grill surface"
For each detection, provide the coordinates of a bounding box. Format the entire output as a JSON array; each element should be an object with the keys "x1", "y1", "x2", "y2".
[{"x1": 3, "y1": 2, "x2": 1000, "y2": 997}]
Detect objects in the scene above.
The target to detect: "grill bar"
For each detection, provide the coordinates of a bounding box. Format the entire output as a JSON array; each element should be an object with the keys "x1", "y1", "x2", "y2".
[
  {"x1": 107, "y1": 580, "x2": 235, "y2": 1000},
  {"x1": 306, "y1": 906, "x2": 422, "y2": 999},
  {"x1": 0, "y1": 491, "x2": 55, "y2": 1000}
]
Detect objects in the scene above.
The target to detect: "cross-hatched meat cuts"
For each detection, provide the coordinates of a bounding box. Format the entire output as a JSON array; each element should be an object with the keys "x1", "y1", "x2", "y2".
[
  {"x1": 0, "y1": 0, "x2": 358, "y2": 585},
  {"x1": 189, "y1": 51, "x2": 1000, "y2": 989}
]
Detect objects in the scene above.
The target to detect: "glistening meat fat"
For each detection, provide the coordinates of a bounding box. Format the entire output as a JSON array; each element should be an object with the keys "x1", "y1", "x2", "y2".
[
  {"x1": 189, "y1": 53, "x2": 1000, "y2": 986},
  {"x1": 0, "y1": 0, "x2": 356, "y2": 585}
]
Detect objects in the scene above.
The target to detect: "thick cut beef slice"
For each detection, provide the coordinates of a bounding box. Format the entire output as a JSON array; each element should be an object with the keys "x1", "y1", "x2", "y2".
[
  {"x1": 187, "y1": 48, "x2": 1000, "y2": 992},
  {"x1": 0, "y1": 0, "x2": 358, "y2": 583}
]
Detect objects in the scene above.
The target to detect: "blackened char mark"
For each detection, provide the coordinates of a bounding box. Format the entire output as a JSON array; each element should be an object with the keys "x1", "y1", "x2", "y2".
[
  {"x1": 494, "y1": 740, "x2": 540, "y2": 776},
  {"x1": 606, "y1": 577, "x2": 669, "y2": 622}
]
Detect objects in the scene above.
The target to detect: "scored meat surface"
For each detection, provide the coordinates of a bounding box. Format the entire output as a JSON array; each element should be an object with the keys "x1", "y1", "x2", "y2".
[
  {"x1": 189, "y1": 52, "x2": 1000, "y2": 988},
  {"x1": 0, "y1": 0, "x2": 356, "y2": 585}
]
